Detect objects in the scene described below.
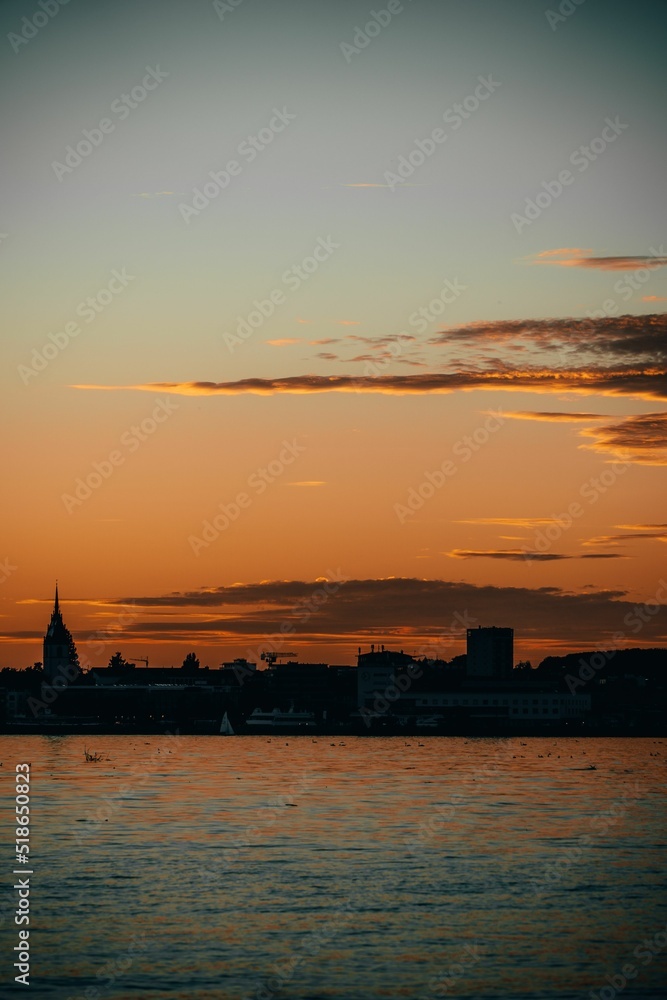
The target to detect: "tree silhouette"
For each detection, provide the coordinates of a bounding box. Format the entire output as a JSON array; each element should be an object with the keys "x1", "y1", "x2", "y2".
[
  {"x1": 182, "y1": 652, "x2": 200, "y2": 672},
  {"x1": 108, "y1": 651, "x2": 131, "y2": 670},
  {"x1": 67, "y1": 632, "x2": 80, "y2": 668}
]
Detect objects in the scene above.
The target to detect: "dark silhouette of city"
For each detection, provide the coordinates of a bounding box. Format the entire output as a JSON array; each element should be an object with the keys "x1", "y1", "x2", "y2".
[{"x1": 1, "y1": 586, "x2": 665, "y2": 736}]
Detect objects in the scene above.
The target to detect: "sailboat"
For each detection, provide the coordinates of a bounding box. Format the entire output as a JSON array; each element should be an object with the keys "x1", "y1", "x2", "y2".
[{"x1": 219, "y1": 711, "x2": 235, "y2": 735}]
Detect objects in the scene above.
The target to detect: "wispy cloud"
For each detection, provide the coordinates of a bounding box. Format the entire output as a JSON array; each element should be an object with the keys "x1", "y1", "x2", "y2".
[
  {"x1": 615, "y1": 523, "x2": 667, "y2": 530},
  {"x1": 266, "y1": 338, "x2": 301, "y2": 346},
  {"x1": 530, "y1": 248, "x2": 667, "y2": 271},
  {"x1": 532, "y1": 248, "x2": 593, "y2": 258},
  {"x1": 584, "y1": 528, "x2": 667, "y2": 547},
  {"x1": 580, "y1": 411, "x2": 667, "y2": 465},
  {"x1": 579, "y1": 554, "x2": 627, "y2": 559},
  {"x1": 445, "y1": 549, "x2": 625, "y2": 561},
  {"x1": 429, "y1": 313, "x2": 667, "y2": 366},
  {"x1": 497, "y1": 410, "x2": 611, "y2": 423},
  {"x1": 447, "y1": 548, "x2": 566, "y2": 561},
  {"x1": 70, "y1": 367, "x2": 667, "y2": 402},
  {"x1": 285, "y1": 481, "x2": 326, "y2": 487},
  {"x1": 495, "y1": 408, "x2": 667, "y2": 464},
  {"x1": 455, "y1": 517, "x2": 565, "y2": 528}
]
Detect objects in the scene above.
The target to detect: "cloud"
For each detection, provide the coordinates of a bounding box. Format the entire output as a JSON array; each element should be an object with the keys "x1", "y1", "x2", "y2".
[
  {"x1": 84, "y1": 576, "x2": 665, "y2": 650},
  {"x1": 615, "y1": 523, "x2": 667, "y2": 530},
  {"x1": 429, "y1": 313, "x2": 667, "y2": 366},
  {"x1": 533, "y1": 248, "x2": 593, "y2": 258},
  {"x1": 455, "y1": 517, "x2": 563, "y2": 528},
  {"x1": 447, "y1": 549, "x2": 569, "y2": 561},
  {"x1": 337, "y1": 320, "x2": 361, "y2": 326},
  {"x1": 266, "y1": 338, "x2": 301, "y2": 347},
  {"x1": 351, "y1": 333, "x2": 417, "y2": 347},
  {"x1": 584, "y1": 531, "x2": 667, "y2": 547},
  {"x1": 531, "y1": 248, "x2": 667, "y2": 271},
  {"x1": 343, "y1": 349, "x2": 426, "y2": 367},
  {"x1": 348, "y1": 353, "x2": 389, "y2": 363},
  {"x1": 70, "y1": 367, "x2": 667, "y2": 402},
  {"x1": 497, "y1": 411, "x2": 611, "y2": 423},
  {"x1": 285, "y1": 481, "x2": 326, "y2": 487},
  {"x1": 12, "y1": 578, "x2": 664, "y2": 657},
  {"x1": 643, "y1": 296, "x2": 667, "y2": 303},
  {"x1": 495, "y1": 408, "x2": 667, "y2": 465},
  {"x1": 445, "y1": 549, "x2": 625, "y2": 562},
  {"x1": 580, "y1": 411, "x2": 667, "y2": 465},
  {"x1": 579, "y1": 553, "x2": 630, "y2": 559}
]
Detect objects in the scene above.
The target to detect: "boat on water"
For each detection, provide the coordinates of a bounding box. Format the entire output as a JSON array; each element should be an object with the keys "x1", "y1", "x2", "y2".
[
  {"x1": 219, "y1": 711, "x2": 235, "y2": 735},
  {"x1": 244, "y1": 706, "x2": 317, "y2": 734}
]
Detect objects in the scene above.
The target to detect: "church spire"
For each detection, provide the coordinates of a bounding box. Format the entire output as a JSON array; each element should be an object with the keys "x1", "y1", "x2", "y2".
[{"x1": 44, "y1": 582, "x2": 80, "y2": 682}]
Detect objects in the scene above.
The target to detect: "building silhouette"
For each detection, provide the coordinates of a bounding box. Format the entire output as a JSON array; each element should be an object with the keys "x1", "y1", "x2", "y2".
[
  {"x1": 43, "y1": 584, "x2": 80, "y2": 683},
  {"x1": 466, "y1": 626, "x2": 513, "y2": 680}
]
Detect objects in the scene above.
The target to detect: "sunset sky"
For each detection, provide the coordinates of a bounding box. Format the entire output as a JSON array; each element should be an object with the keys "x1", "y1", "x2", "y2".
[{"x1": 2, "y1": 0, "x2": 666, "y2": 668}]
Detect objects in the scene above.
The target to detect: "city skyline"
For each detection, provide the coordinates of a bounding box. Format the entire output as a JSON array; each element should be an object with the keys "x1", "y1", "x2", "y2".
[{"x1": 2, "y1": 0, "x2": 666, "y2": 669}]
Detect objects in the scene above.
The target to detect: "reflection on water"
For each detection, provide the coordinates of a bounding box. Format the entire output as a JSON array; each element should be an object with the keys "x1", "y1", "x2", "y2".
[{"x1": 0, "y1": 736, "x2": 665, "y2": 999}]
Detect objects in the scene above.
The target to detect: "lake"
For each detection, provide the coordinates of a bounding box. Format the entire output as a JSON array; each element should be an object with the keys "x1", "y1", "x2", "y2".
[{"x1": 0, "y1": 735, "x2": 665, "y2": 999}]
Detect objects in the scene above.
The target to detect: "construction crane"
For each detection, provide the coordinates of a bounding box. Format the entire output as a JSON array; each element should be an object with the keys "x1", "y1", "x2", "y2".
[
  {"x1": 128, "y1": 657, "x2": 149, "y2": 666},
  {"x1": 260, "y1": 651, "x2": 296, "y2": 666}
]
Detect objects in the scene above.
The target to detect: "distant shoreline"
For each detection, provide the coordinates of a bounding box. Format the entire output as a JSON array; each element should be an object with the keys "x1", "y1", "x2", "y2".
[{"x1": 2, "y1": 724, "x2": 663, "y2": 738}]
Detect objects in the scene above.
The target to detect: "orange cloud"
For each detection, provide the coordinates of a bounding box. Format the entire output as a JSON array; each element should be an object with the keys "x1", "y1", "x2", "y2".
[
  {"x1": 70, "y1": 368, "x2": 667, "y2": 401},
  {"x1": 580, "y1": 411, "x2": 667, "y2": 465},
  {"x1": 285, "y1": 481, "x2": 326, "y2": 487},
  {"x1": 530, "y1": 249, "x2": 667, "y2": 270},
  {"x1": 495, "y1": 411, "x2": 611, "y2": 423},
  {"x1": 445, "y1": 549, "x2": 623, "y2": 562},
  {"x1": 533, "y1": 248, "x2": 592, "y2": 258},
  {"x1": 584, "y1": 532, "x2": 667, "y2": 546},
  {"x1": 455, "y1": 517, "x2": 565, "y2": 528},
  {"x1": 643, "y1": 296, "x2": 667, "y2": 302},
  {"x1": 430, "y1": 313, "x2": 667, "y2": 365},
  {"x1": 265, "y1": 338, "x2": 301, "y2": 346},
  {"x1": 615, "y1": 523, "x2": 667, "y2": 530}
]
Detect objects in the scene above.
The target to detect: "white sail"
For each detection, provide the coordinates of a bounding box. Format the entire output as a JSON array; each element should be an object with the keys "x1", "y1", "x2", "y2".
[{"x1": 219, "y1": 712, "x2": 234, "y2": 735}]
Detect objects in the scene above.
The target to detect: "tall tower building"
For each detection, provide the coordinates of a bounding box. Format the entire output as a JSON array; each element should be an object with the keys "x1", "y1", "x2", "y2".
[
  {"x1": 43, "y1": 584, "x2": 80, "y2": 683},
  {"x1": 466, "y1": 626, "x2": 514, "y2": 680}
]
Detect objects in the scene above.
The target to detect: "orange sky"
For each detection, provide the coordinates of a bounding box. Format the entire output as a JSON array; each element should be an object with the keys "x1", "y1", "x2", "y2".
[{"x1": 2, "y1": 1, "x2": 666, "y2": 669}]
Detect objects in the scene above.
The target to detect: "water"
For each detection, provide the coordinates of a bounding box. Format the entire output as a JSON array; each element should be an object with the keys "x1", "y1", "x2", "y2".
[{"x1": 1, "y1": 736, "x2": 665, "y2": 999}]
